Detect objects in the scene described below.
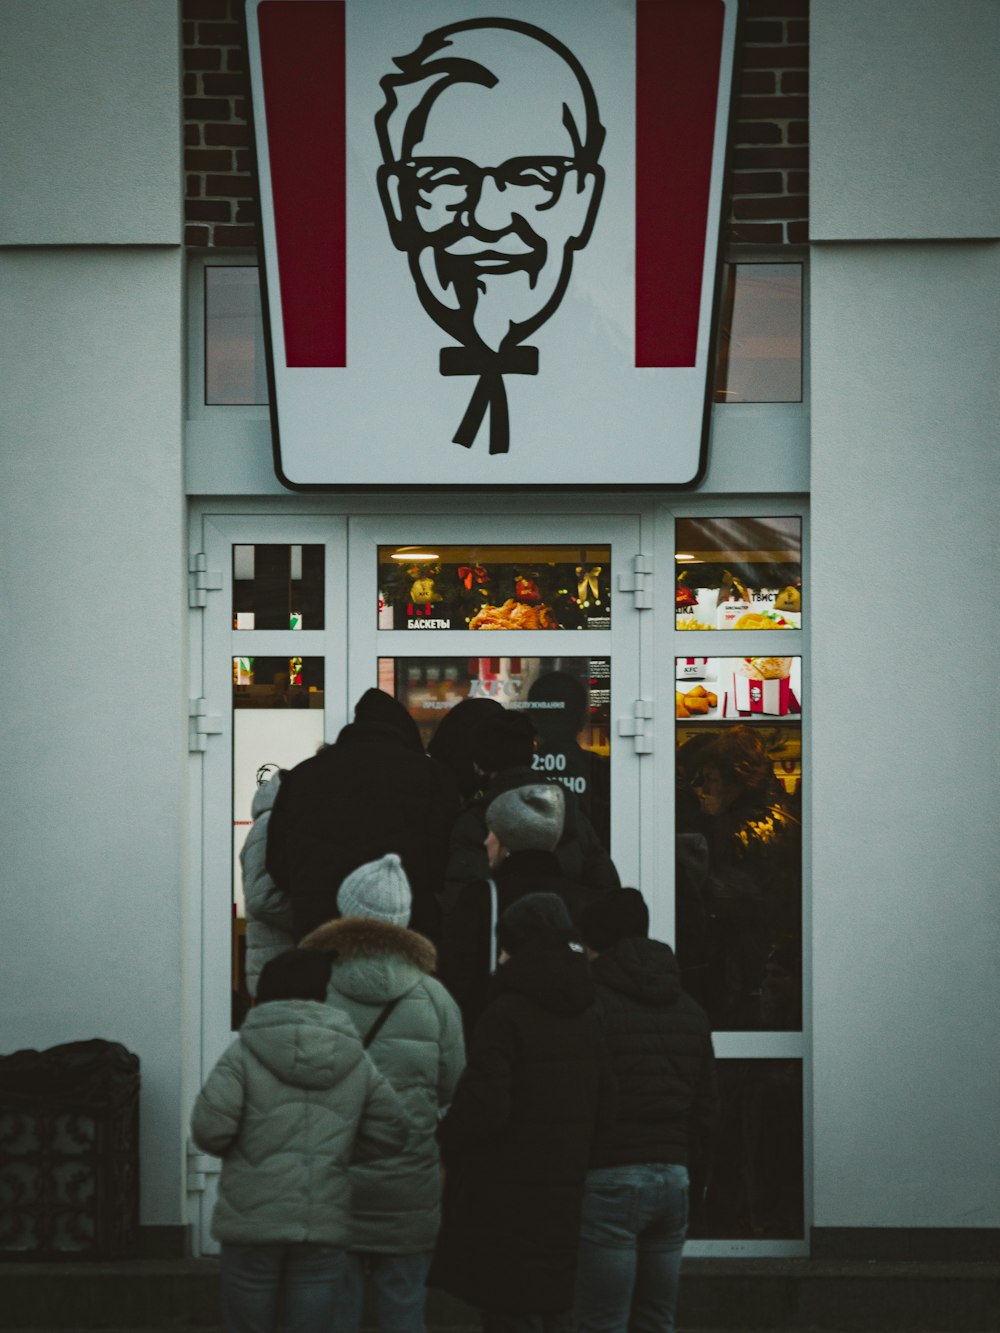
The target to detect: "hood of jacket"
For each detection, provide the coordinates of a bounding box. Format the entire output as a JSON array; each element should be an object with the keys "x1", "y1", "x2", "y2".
[
  {"x1": 493, "y1": 931, "x2": 594, "y2": 1015},
  {"x1": 591, "y1": 936, "x2": 682, "y2": 1007},
  {"x1": 301, "y1": 916, "x2": 437, "y2": 1004},
  {"x1": 335, "y1": 688, "x2": 424, "y2": 754},
  {"x1": 250, "y1": 770, "x2": 282, "y2": 819},
  {"x1": 238, "y1": 998, "x2": 363, "y2": 1089}
]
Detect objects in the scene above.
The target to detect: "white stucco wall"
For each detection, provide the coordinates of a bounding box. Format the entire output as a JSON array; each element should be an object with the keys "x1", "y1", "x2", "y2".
[
  {"x1": 0, "y1": 247, "x2": 187, "y2": 1228},
  {"x1": 809, "y1": 241, "x2": 1000, "y2": 1227}
]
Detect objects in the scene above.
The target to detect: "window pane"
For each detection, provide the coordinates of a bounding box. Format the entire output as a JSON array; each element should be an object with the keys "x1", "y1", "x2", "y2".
[
  {"x1": 676, "y1": 712, "x2": 802, "y2": 1032},
  {"x1": 714, "y1": 263, "x2": 802, "y2": 403},
  {"x1": 205, "y1": 266, "x2": 268, "y2": 405},
  {"x1": 675, "y1": 656, "x2": 802, "y2": 721},
  {"x1": 377, "y1": 544, "x2": 612, "y2": 630},
  {"x1": 676, "y1": 517, "x2": 802, "y2": 630},
  {"x1": 233, "y1": 544, "x2": 324, "y2": 630},
  {"x1": 380, "y1": 656, "x2": 611, "y2": 847},
  {"x1": 232, "y1": 657, "x2": 325, "y2": 1028},
  {"x1": 690, "y1": 1060, "x2": 804, "y2": 1239}
]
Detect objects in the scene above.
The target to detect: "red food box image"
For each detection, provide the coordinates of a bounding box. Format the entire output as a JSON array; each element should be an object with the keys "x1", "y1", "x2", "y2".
[{"x1": 731, "y1": 658, "x2": 798, "y2": 716}]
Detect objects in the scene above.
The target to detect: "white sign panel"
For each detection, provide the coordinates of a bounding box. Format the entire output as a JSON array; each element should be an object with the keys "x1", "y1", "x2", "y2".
[{"x1": 246, "y1": 0, "x2": 737, "y2": 488}]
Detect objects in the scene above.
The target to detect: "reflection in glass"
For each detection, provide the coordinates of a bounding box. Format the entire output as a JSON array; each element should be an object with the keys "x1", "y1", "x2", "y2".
[
  {"x1": 231, "y1": 657, "x2": 326, "y2": 1027},
  {"x1": 377, "y1": 544, "x2": 611, "y2": 630},
  {"x1": 675, "y1": 721, "x2": 802, "y2": 1032},
  {"x1": 382, "y1": 656, "x2": 611, "y2": 846},
  {"x1": 233, "y1": 544, "x2": 324, "y2": 630},
  {"x1": 205, "y1": 266, "x2": 268, "y2": 405},
  {"x1": 675, "y1": 657, "x2": 802, "y2": 721},
  {"x1": 713, "y1": 263, "x2": 802, "y2": 404},
  {"x1": 690, "y1": 1060, "x2": 804, "y2": 1239},
  {"x1": 675, "y1": 517, "x2": 802, "y2": 630}
]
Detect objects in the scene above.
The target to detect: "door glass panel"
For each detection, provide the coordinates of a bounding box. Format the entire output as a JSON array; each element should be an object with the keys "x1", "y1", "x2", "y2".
[
  {"x1": 377, "y1": 544, "x2": 612, "y2": 630},
  {"x1": 675, "y1": 710, "x2": 802, "y2": 1032},
  {"x1": 675, "y1": 518, "x2": 801, "y2": 630},
  {"x1": 713, "y1": 263, "x2": 803, "y2": 404},
  {"x1": 691, "y1": 1060, "x2": 804, "y2": 1239},
  {"x1": 380, "y1": 656, "x2": 611, "y2": 846},
  {"x1": 231, "y1": 657, "x2": 326, "y2": 1028},
  {"x1": 233, "y1": 544, "x2": 325, "y2": 629}
]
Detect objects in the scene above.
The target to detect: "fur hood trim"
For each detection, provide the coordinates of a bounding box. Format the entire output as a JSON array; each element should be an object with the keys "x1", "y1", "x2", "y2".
[{"x1": 301, "y1": 916, "x2": 437, "y2": 974}]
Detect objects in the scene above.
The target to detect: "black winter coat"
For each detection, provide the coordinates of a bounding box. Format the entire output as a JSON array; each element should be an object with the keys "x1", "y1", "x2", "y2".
[
  {"x1": 439, "y1": 848, "x2": 604, "y2": 1040},
  {"x1": 429, "y1": 933, "x2": 614, "y2": 1314},
  {"x1": 589, "y1": 937, "x2": 718, "y2": 1179},
  {"x1": 265, "y1": 689, "x2": 458, "y2": 943}
]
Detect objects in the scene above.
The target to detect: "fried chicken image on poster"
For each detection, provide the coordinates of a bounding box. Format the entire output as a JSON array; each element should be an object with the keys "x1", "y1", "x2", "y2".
[{"x1": 375, "y1": 18, "x2": 606, "y2": 456}]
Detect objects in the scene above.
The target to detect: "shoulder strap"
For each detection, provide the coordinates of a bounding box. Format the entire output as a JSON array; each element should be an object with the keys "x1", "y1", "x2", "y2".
[
  {"x1": 363, "y1": 995, "x2": 402, "y2": 1050},
  {"x1": 488, "y1": 878, "x2": 498, "y2": 975}
]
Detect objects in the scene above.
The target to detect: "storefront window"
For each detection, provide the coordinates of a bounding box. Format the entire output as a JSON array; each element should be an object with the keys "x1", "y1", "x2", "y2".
[
  {"x1": 204, "y1": 266, "x2": 268, "y2": 405},
  {"x1": 377, "y1": 544, "x2": 612, "y2": 630},
  {"x1": 231, "y1": 656, "x2": 325, "y2": 1025},
  {"x1": 713, "y1": 263, "x2": 803, "y2": 404},
  {"x1": 676, "y1": 517, "x2": 802, "y2": 630},
  {"x1": 381, "y1": 656, "x2": 611, "y2": 847},
  {"x1": 233, "y1": 544, "x2": 325, "y2": 630}
]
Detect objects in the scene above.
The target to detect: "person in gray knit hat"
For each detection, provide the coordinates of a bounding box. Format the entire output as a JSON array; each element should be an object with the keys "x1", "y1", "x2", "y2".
[
  {"x1": 337, "y1": 852, "x2": 412, "y2": 927},
  {"x1": 485, "y1": 783, "x2": 565, "y2": 860},
  {"x1": 441, "y1": 781, "x2": 604, "y2": 1040}
]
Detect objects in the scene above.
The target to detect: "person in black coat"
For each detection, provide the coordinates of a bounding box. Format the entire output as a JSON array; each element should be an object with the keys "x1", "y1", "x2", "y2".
[
  {"x1": 439, "y1": 783, "x2": 605, "y2": 1041},
  {"x1": 429, "y1": 894, "x2": 615, "y2": 1332},
  {"x1": 265, "y1": 688, "x2": 458, "y2": 944},
  {"x1": 573, "y1": 889, "x2": 718, "y2": 1333}
]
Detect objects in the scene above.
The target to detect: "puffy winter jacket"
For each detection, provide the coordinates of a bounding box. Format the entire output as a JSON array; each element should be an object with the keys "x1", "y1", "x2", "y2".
[
  {"x1": 239, "y1": 771, "x2": 293, "y2": 997},
  {"x1": 190, "y1": 999, "x2": 406, "y2": 1246},
  {"x1": 300, "y1": 916, "x2": 466, "y2": 1253}
]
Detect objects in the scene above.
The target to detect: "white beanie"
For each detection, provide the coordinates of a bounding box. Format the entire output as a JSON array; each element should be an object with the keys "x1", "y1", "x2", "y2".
[
  {"x1": 486, "y1": 784, "x2": 565, "y2": 853},
  {"x1": 337, "y1": 853, "x2": 412, "y2": 927}
]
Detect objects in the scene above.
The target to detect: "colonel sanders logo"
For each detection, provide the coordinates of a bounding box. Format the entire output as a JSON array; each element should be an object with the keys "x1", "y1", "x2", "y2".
[{"x1": 375, "y1": 18, "x2": 606, "y2": 455}]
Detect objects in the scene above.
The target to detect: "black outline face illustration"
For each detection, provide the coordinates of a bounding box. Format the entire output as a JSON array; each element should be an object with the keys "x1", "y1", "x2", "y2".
[{"x1": 376, "y1": 18, "x2": 605, "y2": 454}]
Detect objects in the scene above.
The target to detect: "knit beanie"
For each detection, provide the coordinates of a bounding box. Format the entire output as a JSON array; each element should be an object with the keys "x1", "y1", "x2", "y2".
[
  {"x1": 486, "y1": 783, "x2": 565, "y2": 853},
  {"x1": 472, "y1": 710, "x2": 537, "y2": 774},
  {"x1": 580, "y1": 888, "x2": 650, "y2": 952},
  {"x1": 337, "y1": 853, "x2": 412, "y2": 926},
  {"x1": 496, "y1": 892, "x2": 574, "y2": 957}
]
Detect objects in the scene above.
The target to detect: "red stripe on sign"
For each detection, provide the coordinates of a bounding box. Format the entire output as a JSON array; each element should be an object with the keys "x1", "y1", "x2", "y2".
[
  {"x1": 635, "y1": 0, "x2": 725, "y2": 367},
  {"x1": 258, "y1": 1, "x2": 345, "y2": 367}
]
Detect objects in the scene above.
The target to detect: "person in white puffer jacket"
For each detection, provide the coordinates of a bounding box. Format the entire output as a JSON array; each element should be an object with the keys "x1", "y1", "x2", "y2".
[
  {"x1": 240, "y1": 769, "x2": 294, "y2": 997},
  {"x1": 191, "y1": 947, "x2": 408, "y2": 1333}
]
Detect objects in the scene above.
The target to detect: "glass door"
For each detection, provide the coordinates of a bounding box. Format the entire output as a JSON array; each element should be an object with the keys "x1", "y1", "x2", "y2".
[{"x1": 348, "y1": 515, "x2": 646, "y2": 891}]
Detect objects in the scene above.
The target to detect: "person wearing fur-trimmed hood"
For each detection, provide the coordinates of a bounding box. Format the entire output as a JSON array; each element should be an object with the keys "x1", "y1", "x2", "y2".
[{"x1": 301, "y1": 853, "x2": 465, "y2": 1333}]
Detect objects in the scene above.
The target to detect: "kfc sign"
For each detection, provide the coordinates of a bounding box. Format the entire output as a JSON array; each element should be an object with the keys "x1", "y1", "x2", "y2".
[{"x1": 246, "y1": 0, "x2": 737, "y2": 489}]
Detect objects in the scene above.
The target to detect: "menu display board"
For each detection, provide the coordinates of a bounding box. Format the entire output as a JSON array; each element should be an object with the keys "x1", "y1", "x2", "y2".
[
  {"x1": 378, "y1": 544, "x2": 611, "y2": 631},
  {"x1": 675, "y1": 517, "x2": 802, "y2": 630}
]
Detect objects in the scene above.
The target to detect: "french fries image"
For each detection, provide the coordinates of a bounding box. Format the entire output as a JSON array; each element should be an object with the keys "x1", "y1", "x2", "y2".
[{"x1": 676, "y1": 684, "x2": 718, "y2": 718}]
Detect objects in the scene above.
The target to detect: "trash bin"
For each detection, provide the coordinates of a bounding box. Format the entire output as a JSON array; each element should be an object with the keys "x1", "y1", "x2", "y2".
[{"x1": 0, "y1": 1038, "x2": 140, "y2": 1259}]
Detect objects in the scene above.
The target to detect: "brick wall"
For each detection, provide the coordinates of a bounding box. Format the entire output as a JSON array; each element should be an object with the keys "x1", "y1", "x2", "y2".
[{"x1": 184, "y1": 0, "x2": 808, "y2": 249}]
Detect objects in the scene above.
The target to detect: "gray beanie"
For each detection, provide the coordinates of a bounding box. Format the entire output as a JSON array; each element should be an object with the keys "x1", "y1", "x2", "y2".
[
  {"x1": 337, "y1": 853, "x2": 412, "y2": 926},
  {"x1": 486, "y1": 784, "x2": 565, "y2": 853}
]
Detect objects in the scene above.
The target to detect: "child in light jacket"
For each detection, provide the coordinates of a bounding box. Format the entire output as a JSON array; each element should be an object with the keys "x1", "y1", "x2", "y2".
[{"x1": 190, "y1": 948, "x2": 407, "y2": 1333}]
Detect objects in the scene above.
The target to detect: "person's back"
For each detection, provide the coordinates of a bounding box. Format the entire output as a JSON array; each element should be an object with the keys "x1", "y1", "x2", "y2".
[
  {"x1": 300, "y1": 854, "x2": 466, "y2": 1333},
  {"x1": 430, "y1": 894, "x2": 614, "y2": 1330},
  {"x1": 573, "y1": 890, "x2": 718, "y2": 1333},
  {"x1": 190, "y1": 949, "x2": 407, "y2": 1333},
  {"x1": 266, "y1": 688, "x2": 458, "y2": 942}
]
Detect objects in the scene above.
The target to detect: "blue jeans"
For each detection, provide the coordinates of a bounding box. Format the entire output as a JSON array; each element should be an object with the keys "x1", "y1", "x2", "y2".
[
  {"x1": 220, "y1": 1242, "x2": 348, "y2": 1333},
  {"x1": 574, "y1": 1163, "x2": 689, "y2": 1333},
  {"x1": 330, "y1": 1251, "x2": 433, "y2": 1333}
]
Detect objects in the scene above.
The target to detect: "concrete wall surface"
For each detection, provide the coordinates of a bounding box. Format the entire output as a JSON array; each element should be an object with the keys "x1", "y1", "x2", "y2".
[
  {"x1": 810, "y1": 0, "x2": 1000, "y2": 240},
  {"x1": 809, "y1": 239, "x2": 1000, "y2": 1227},
  {"x1": 0, "y1": 0, "x2": 182, "y2": 245},
  {"x1": 0, "y1": 247, "x2": 188, "y2": 1226}
]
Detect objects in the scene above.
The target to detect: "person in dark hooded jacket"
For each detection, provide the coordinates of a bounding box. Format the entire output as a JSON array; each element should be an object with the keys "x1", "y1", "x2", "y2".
[
  {"x1": 266, "y1": 688, "x2": 458, "y2": 943},
  {"x1": 573, "y1": 889, "x2": 718, "y2": 1333},
  {"x1": 429, "y1": 893, "x2": 614, "y2": 1331}
]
